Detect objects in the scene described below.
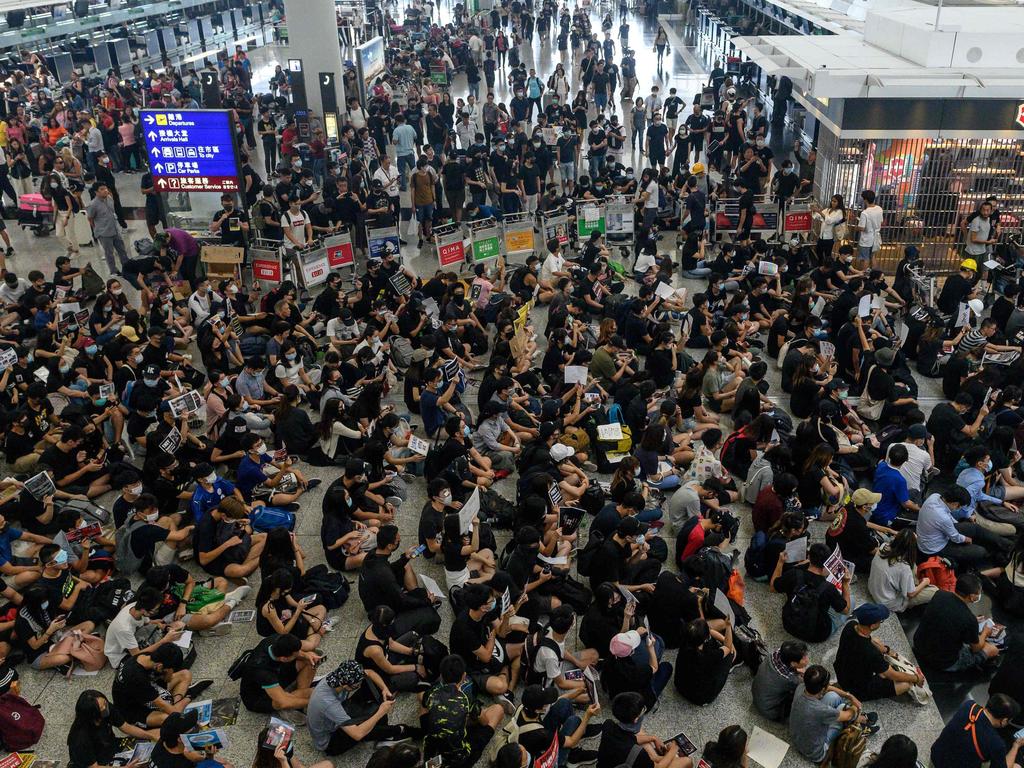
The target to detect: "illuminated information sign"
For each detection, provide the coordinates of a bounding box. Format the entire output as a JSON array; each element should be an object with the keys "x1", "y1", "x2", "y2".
[{"x1": 141, "y1": 109, "x2": 240, "y2": 192}]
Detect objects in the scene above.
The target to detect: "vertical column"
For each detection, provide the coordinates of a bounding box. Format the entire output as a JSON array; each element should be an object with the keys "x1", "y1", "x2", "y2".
[{"x1": 282, "y1": 0, "x2": 346, "y2": 120}]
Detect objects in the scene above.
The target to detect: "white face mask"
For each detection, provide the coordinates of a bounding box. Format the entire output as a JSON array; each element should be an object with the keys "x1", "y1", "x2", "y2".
[
  {"x1": 145, "y1": 512, "x2": 159, "y2": 523},
  {"x1": 204, "y1": 473, "x2": 217, "y2": 485},
  {"x1": 256, "y1": 443, "x2": 268, "y2": 455},
  {"x1": 440, "y1": 490, "x2": 453, "y2": 505},
  {"x1": 126, "y1": 484, "x2": 142, "y2": 496},
  {"x1": 111, "y1": 288, "x2": 123, "y2": 296},
  {"x1": 133, "y1": 353, "x2": 143, "y2": 365}
]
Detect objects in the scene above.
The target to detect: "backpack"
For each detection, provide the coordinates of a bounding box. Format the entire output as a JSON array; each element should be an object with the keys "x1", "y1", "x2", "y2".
[
  {"x1": 302, "y1": 563, "x2": 351, "y2": 609},
  {"x1": 250, "y1": 198, "x2": 277, "y2": 237},
  {"x1": 917, "y1": 556, "x2": 956, "y2": 592},
  {"x1": 781, "y1": 578, "x2": 829, "y2": 642},
  {"x1": 227, "y1": 647, "x2": 257, "y2": 681},
  {"x1": 424, "y1": 441, "x2": 446, "y2": 482},
  {"x1": 577, "y1": 529, "x2": 606, "y2": 577},
  {"x1": 719, "y1": 427, "x2": 748, "y2": 476},
  {"x1": 486, "y1": 706, "x2": 544, "y2": 764},
  {"x1": 113, "y1": 519, "x2": 147, "y2": 575},
  {"x1": 0, "y1": 693, "x2": 44, "y2": 751},
  {"x1": 828, "y1": 722, "x2": 867, "y2": 768},
  {"x1": 521, "y1": 630, "x2": 561, "y2": 686},
  {"x1": 743, "y1": 531, "x2": 770, "y2": 581},
  {"x1": 390, "y1": 335, "x2": 414, "y2": 371},
  {"x1": 86, "y1": 577, "x2": 135, "y2": 622},
  {"x1": 673, "y1": 514, "x2": 703, "y2": 570},
  {"x1": 240, "y1": 333, "x2": 268, "y2": 358}
]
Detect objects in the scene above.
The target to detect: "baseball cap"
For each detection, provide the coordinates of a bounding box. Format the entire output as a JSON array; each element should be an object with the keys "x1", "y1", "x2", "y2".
[
  {"x1": 851, "y1": 488, "x2": 882, "y2": 507},
  {"x1": 907, "y1": 424, "x2": 929, "y2": 440},
  {"x1": 159, "y1": 710, "x2": 199, "y2": 744},
  {"x1": 875, "y1": 347, "x2": 896, "y2": 367},
  {"x1": 825, "y1": 378, "x2": 848, "y2": 392},
  {"x1": 326, "y1": 660, "x2": 365, "y2": 688},
  {"x1": 118, "y1": 326, "x2": 140, "y2": 343},
  {"x1": 551, "y1": 443, "x2": 574, "y2": 462},
  {"x1": 609, "y1": 630, "x2": 643, "y2": 657},
  {"x1": 617, "y1": 517, "x2": 647, "y2": 537},
  {"x1": 853, "y1": 603, "x2": 890, "y2": 626},
  {"x1": 539, "y1": 422, "x2": 558, "y2": 440}
]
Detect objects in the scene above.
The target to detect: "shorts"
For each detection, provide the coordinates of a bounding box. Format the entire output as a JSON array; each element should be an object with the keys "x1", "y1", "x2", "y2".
[
  {"x1": 416, "y1": 204, "x2": 435, "y2": 222},
  {"x1": 855, "y1": 676, "x2": 898, "y2": 701},
  {"x1": 446, "y1": 188, "x2": 465, "y2": 211}
]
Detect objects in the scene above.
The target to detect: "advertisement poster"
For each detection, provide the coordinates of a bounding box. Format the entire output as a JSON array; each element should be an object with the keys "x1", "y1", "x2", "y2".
[
  {"x1": 324, "y1": 234, "x2": 355, "y2": 268},
  {"x1": 252, "y1": 256, "x2": 282, "y2": 282},
  {"x1": 472, "y1": 233, "x2": 502, "y2": 263},
  {"x1": 438, "y1": 239, "x2": 466, "y2": 267},
  {"x1": 368, "y1": 229, "x2": 401, "y2": 260},
  {"x1": 504, "y1": 227, "x2": 534, "y2": 253}
]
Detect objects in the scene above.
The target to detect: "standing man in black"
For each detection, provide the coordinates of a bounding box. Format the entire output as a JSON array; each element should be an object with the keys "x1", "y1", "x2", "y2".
[
  {"x1": 684, "y1": 104, "x2": 710, "y2": 167},
  {"x1": 257, "y1": 107, "x2": 278, "y2": 177},
  {"x1": 210, "y1": 194, "x2": 249, "y2": 251}
]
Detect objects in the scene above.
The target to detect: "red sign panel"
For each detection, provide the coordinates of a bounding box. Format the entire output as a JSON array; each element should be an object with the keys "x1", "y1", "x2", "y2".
[
  {"x1": 1016, "y1": 103, "x2": 1024, "y2": 129},
  {"x1": 153, "y1": 175, "x2": 239, "y2": 192},
  {"x1": 438, "y1": 240, "x2": 466, "y2": 267},
  {"x1": 784, "y1": 210, "x2": 813, "y2": 233},
  {"x1": 533, "y1": 733, "x2": 559, "y2": 768},
  {"x1": 253, "y1": 257, "x2": 282, "y2": 282},
  {"x1": 327, "y1": 240, "x2": 354, "y2": 268}
]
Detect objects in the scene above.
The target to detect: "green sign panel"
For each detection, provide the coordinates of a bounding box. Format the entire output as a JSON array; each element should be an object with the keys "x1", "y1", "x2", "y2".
[
  {"x1": 473, "y1": 235, "x2": 501, "y2": 262},
  {"x1": 430, "y1": 71, "x2": 447, "y2": 85},
  {"x1": 577, "y1": 212, "x2": 606, "y2": 237}
]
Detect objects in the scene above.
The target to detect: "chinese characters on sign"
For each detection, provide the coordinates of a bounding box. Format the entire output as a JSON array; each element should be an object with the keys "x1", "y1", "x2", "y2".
[{"x1": 141, "y1": 110, "x2": 241, "y2": 193}]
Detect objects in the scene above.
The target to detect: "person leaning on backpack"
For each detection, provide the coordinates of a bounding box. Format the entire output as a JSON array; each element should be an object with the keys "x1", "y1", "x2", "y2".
[
  {"x1": 497, "y1": 684, "x2": 601, "y2": 767},
  {"x1": 770, "y1": 542, "x2": 851, "y2": 643},
  {"x1": 788, "y1": 664, "x2": 879, "y2": 765}
]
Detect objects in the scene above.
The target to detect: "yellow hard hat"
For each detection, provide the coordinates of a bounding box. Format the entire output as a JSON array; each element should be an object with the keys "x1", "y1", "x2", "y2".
[
  {"x1": 690, "y1": 162, "x2": 706, "y2": 175},
  {"x1": 960, "y1": 258, "x2": 978, "y2": 272}
]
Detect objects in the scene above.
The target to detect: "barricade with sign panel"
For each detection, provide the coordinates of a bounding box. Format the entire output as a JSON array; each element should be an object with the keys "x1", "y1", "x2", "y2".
[
  {"x1": 250, "y1": 242, "x2": 284, "y2": 284},
  {"x1": 470, "y1": 218, "x2": 503, "y2": 263},
  {"x1": 323, "y1": 231, "x2": 356, "y2": 271},
  {"x1": 367, "y1": 224, "x2": 401, "y2": 262},
  {"x1": 542, "y1": 209, "x2": 570, "y2": 250},
  {"x1": 605, "y1": 196, "x2": 634, "y2": 252},
  {"x1": 291, "y1": 243, "x2": 330, "y2": 289},
  {"x1": 435, "y1": 223, "x2": 467, "y2": 269},
  {"x1": 713, "y1": 197, "x2": 780, "y2": 241},
  {"x1": 577, "y1": 202, "x2": 606, "y2": 239},
  {"x1": 782, "y1": 200, "x2": 813, "y2": 237},
  {"x1": 502, "y1": 212, "x2": 535, "y2": 262}
]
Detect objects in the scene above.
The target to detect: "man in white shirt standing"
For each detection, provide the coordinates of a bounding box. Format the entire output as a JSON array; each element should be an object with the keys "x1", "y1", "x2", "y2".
[
  {"x1": 643, "y1": 85, "x2": 662, "y2": 122},
  {"x1": 372, "y1": 154, "x2": 401, "y2": 217},
  {"x1": 894, "y1": 423, "x2": 934, "y2": 504},
  {"x1": 282, "y1": 196, "x2": 312, "y2": 249},
  {"x1": 853, "y1": 189, "x2": 883, "y2": 264}
]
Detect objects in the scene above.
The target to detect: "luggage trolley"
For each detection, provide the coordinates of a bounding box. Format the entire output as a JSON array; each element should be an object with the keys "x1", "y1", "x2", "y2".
[
  {"x1": 468, "y1": 217, "x2": 503, "y2": 265},
  {"x1": 541, "y1": 206, "x2": 571, "y2": 254},
  {"x1": 322, "y1": 228, "x2": 357, "y2": 286},
  {"x1": 712, "y1": 195, "x2": 780, "y2": 243},
  {"x1": 434, "y1": 221, "x2": 468, "y2": 270},
  {"x1": 290, "y1": 241, "x2": 331, "y2": 290},
  {"x1": 604, "y1": 194, "x2": 635, "y2": 261},
  {"x1": 502, "y1": 212, "x2": 535, "y2": 264},
  {"x1": 249, "y1": 239, "x2": 289, "y2": 289},
  {"x1": 366, "y1": 222, "x2": 402, "y2": 262}
]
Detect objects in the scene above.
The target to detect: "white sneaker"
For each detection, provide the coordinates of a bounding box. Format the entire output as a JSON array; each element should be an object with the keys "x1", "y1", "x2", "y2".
[{"x1": 225, "y1": 585, "x2": 252, "y2": 608}]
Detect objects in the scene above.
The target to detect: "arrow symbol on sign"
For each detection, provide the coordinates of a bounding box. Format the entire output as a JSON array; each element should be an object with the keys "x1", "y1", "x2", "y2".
[
  {"x1": 147, "y1": 131, "x2": 157, "y2": 141},
  {"x1": 156, "y1": 179, "x2": 166, "y2": 189},
  {"x1": 144, "y1": 115, "x2": 154, "y2": 124},
  {"x1": 154, "y1": 163, "x2": 163, "y2": 173},
  {"x1": 151, "y1": 147, "x2": 160, "y2": 157}
]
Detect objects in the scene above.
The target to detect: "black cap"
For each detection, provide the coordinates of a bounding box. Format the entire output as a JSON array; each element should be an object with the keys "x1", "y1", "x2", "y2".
[
  {"x1": 522, "y1": 685, "x2": 559, "y2": 710},
  {"x1": 617, "y1": 517, "x2": 647, "y2": 537},
  {"x1": 159, "y1": 710, "x2": 199, "y2": 744}
]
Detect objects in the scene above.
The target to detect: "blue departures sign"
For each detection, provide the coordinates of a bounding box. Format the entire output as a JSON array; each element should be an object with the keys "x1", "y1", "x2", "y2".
[{"x1": 141, "y1": 109, "x2": 241, "y2": 193}]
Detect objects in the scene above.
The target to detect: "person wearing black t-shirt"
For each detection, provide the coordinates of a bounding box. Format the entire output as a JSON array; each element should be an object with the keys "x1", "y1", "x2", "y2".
[
  {"x1": 834, "y1": 604, "x2": 922, "y2": 701},
  {"x1": 770, "y1": 543, "x2": 850, "y2": 643},
  {"x1": 735, "y1": 179, "x2": 756, "y2": 243},
  {"x1": 684, "y1": 105, "x2": 710, "y2": 165},
  {"x1": 645, "y1": 114, "x2": 669, "y2": 170},
  {"x1": 67, "y1": 690, "x2": 155, "y2": 768},
  {"x1": 254, "y1": 186, "x2": 283, "y2": 242},
  {"x1": 210, "y1": 194, "x2": 249, "y2": 249},
  {"x1": 111, "y1": 644, "x2": 193, "y2": 727},
  {"x1": 587, "y1": 121, "x2": 607, "y2": 177},
  {"x1": 257, "y1": 109, "x2": 279, "y2": 176}
]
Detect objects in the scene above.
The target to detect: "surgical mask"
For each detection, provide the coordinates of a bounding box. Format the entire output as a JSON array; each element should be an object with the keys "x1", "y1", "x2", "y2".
[
  {"x1": 26, "y1": 352, "x2": 33, "y2": 363},
  {"x1": 50, "y1": 182, "x2": 58, "y2": 189},
  {"x1": 256, "y1": 443, "x2": 268, "y2": 455},
  {"x1": 145, "y1": 512, "x2": 158, "y2": 523},
  {"x1": 93, "y1": 397, "x2": 107, "y2": 407},
  {"x1": 228, "y1": 285, "x2": 238, "y2": 295},
  {"x1": 440, "y1": 490, "x2": 453, "y2": 505},
  {"x1": 111, "y1": 288, "x2": 123, "y2": 296},
  {"x1": 756, "y1": 139, "x2": 765, "y2": 147},
  {"x1": 986, "y1": 459, "x2": 994, "y2": 472},
  {"x1": 463, "y1": 425, "x2": 471, "y2": 437},
  {"x1": 286, "y1": 352, "x2": 297, "y2": 362},
  {"x1": 143, "y1": 377, "x2": 159, "y2": 387},
  {"x1": 497, "y1": 144, "x2": 506, "y2": 152},
  {"x1": 53, "y1": 549, "x2": 68, "y2": 565},
  {"x1": 484, "y1": 600, "x2": 496, "y2": 613},
  {"x1": 127, "y1": 484, "x2": 142, "y2": 496},
  {"x1": 783, "y1": 167, "x2": 793, "y2": 175},
  {"x1": 41, "y1": 601, "x2": 49, "y2": 610},
  {"x1": 241, "y1": 401, "x2": 250, "y2": 412},
  {"x1": 204, "y1": 473, "x2": 217, "y2": 485},
  {"x1": 85, "y1": 344, "x2": 97, "y2": 355},
  {"x1": 132, "y1": 353, "x2": 143, "y2": 364},
  {"x1": 838, "y1": 390, "x2": 849, "y2": 400},
  {"x1": 59, "y1": 364, "x2": 71, "y2": 374}
]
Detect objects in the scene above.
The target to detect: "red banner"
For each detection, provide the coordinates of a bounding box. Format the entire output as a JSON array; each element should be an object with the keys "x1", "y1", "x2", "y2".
[
  {"x1": 253, "y1": 258, "x2": 282, "y2": 282},
  {"x1": 784, "y1": 210, "x2": 813, "y2": 233},
  {"x1": 533, "y1": 733, "x2": 559, "y2": 768},
  {"x1": 327, "y1": 240, "x2": 354, "y2": 268},
  {"x1": 438, "y1": 239, "x2": 466, "y2": 268}
]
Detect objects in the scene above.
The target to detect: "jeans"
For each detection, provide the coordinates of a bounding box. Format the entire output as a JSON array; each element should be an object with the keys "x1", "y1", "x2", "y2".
[
  {"x1": 559, "y1": 161, "x2": 575, "y2": 184},
  {"x1": 637, "y1": 507, "x2": 663, "y2": 524},
  {"x1": 649, "y1": 661, "x2": 672, "y2": 701},
  {"x1": 647, "y1": 474, "x2": 680, "y2": 491},
  {"x1": 595, "y1": 93, "x2": 607, "y2": 112},
  {"x1": 858, "y1": 245, "x2": 876, "y2": 263},
  {"x1": 588, "y1": 153, "x2": 605, "y2": 177},
  {"x1": 468, "y1": 81, "x2": 480, "y2": 99},
  {"x1": 828, "y1": 595, "x2": 853, "y2": 636},
  {"x1": 681, "y1": 261, "x2": 712, "y2": 279},
  {"x1": 396, "y1": 153, "x2": 416, "y2": 190},
  {"x1": 543, "y1": 699, "x2": 582, "y2": 766},
  {"x1": 820, "y1": 692, "x2": 847, "y2": 759}
]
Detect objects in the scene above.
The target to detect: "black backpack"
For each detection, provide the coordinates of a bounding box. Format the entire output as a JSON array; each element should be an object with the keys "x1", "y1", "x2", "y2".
[
  {"x1": 521, "y1": 629, "x2": 561, "y2": 686},
  {"x1": 577, "y1": 530, "x2": 606, "y2": 577},
  {"x1": 782, "y1": 578, "x2": 830, "y2": 642}
]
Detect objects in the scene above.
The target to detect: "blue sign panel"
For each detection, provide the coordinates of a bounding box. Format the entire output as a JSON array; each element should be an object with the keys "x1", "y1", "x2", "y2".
[{"x1": 141, "y1": 109, "x2": 240, "y2": 193}]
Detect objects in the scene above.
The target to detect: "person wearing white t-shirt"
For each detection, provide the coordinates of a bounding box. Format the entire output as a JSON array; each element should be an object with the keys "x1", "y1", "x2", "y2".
[
  {"x1": 540, "y1": 238, "x2": 572, "y2": 289},
  {"x1": 104, "y1": 592, "x2": 175, "y2": 670},
  {"x1": 373, "y1": 155, "x2": 401, "y2": 210},
  {"x1": 894, "y1": 424, "x2": 934, "y2": 503},
  {"x1": 853, "y1": 189, "x2": 883, "y2": 263},
  {"x1": 635, "y1": 169, "x2": 660, "y2": 229},
  {"x1": 282, "y1": 198, "x2": 312, "y2": 248}
]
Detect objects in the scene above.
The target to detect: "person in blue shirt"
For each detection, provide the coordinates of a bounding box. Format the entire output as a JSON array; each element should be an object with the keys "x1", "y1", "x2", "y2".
[
  {"x1": 0, "y1": 508, "x2": 53, "y2": 587},
  {"x1": 235, "y1": 434, "x2": 320, "y2": 505},
  {"x1": 188, "y1": 463, "x2": 245, "y2": 523},
  {"x1": 419, "y1": 367, "x2": 460, "y2": 439},
  {"x1": 931, "y1": 695, "x2": 1024, "y2": 768},
  {"x1": 956, "y1": 445, "x2": 1018, "y2": 536},
  {"x1": 870, "y1": 446, "x2": 918, "y2": 526}
]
